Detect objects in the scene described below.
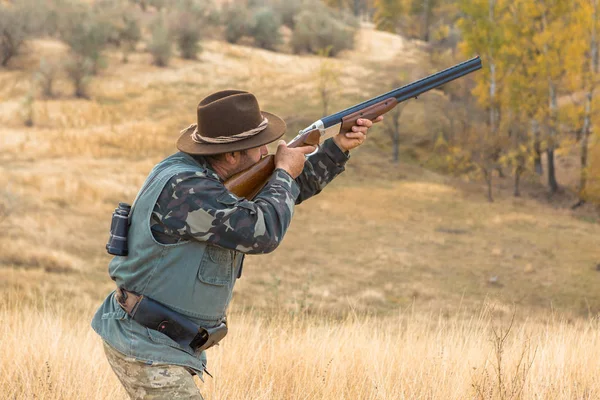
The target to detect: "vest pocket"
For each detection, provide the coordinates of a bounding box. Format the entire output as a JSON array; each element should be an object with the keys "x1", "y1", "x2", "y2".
[{"x1": 197, "y1": 245, "x2": 233, "y2": 286}]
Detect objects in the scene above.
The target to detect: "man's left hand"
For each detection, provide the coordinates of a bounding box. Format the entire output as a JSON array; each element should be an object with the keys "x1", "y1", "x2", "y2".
[{"x1": 332, "y1": 116, "x2": 384, "y2": 152}]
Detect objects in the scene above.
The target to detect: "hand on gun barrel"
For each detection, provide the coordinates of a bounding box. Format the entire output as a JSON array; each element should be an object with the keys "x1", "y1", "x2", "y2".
[{"x1": 332, "y1": 116, "x2": 384, "y2": 153}]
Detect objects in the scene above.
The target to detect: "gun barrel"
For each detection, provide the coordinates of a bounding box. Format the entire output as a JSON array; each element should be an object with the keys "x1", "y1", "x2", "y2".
[{"x1": 321, "y1": 56, "x2": 482, "y2": 128}]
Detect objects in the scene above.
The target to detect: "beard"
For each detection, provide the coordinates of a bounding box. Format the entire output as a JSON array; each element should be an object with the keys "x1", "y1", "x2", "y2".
[{"x1": 227, "y1": 151, "x2": 260, "y2": 179}]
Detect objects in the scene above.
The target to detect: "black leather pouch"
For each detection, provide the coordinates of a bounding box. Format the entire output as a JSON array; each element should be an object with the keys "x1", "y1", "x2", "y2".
[
  {"x1": 131, "y1": 296, "x2": 228, "y2": 352},
  {"x1": 191, "y1": 322, "x2": 228, "y2": 352},
  {"x1": 132, "y1": 296, "x2": 200, "y2": 349}
]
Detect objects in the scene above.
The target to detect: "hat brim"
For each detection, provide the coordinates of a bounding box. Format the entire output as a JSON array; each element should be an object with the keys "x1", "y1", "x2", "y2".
[{"x1": 177, "y1": 111, "x2": 286, "y2": 155}]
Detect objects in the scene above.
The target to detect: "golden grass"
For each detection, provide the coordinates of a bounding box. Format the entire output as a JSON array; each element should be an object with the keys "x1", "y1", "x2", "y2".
[
  {"x1": 0, "y1": 238, "x2": 80, "y2": 273},
  {"x1": 1, "y1": 292, "x2": 598, "y2": 399}
]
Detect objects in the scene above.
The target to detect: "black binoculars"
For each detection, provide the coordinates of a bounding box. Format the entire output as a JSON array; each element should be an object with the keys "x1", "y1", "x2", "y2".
[{"x1": 106, "y1": 202, "x2": 131, "y2": 256}]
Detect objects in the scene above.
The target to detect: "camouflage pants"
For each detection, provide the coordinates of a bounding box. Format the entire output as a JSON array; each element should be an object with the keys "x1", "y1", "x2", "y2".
[{"x1": 103, "y1": 342, "x2": 204, "y2": 400}]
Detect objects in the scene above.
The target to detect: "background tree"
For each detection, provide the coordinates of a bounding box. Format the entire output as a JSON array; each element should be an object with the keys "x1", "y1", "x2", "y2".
[
  {"x1": 529, "y1": 0, "x2": 572, "y2": 194},
  {"x1": 148, "y1": 13, "x2": 172, "y2": 67},
  {"x1": 458, "y1": 0, "x2": 512, "y2": 200},
  {"x1": 410, "y1": 0, "x2": 439, "y2": 41},
  {"x1": 494, "y1": 0, "x2": 546, "y2": 195},
  {"x1": 373, "y1": 0, "x2": 403, "y2": 33},
  {"x1": 499, "y1": 112, "x2": 531, "y2": 197},
  {"x1": 89, "y1": 1, "x2": 142, "y2": 63},
  {"x1": 291, "y1": 3, "x2": 358, "y2": 56},
  {"x1": 36, "y1": 58, "x2": 60, "y2": 98},
  {"x1": 272, "y1": 0, "x2": 302, "y2": 29},
  {"x1": 574, "y1": 0, "x2": 599, "y2": 203},
  {"x1": 118, "y1": 14, "x2": 142, "y2": 63},
  {"x1": 222, "y1": 6, "x2": 250, "y2": 44},
  {"x1": 171, "y1": 16, "x2": 202, "y2": 60},
  {"x1": 316, "y1": 47, "x2": 341, "y2": 116},
  {"x1": 64, "y1": 55, "x2": 93, "y2": 98},
  {"x1": 381, "y1": 72, "x2": 407, "y2": 163},
  {"x1": 59, "y1": 3, "x2": 110, "y2": 75},
  {"x1": 0, "y1": 2, "x2": 34, "y2": 67},
  {"x1": 500, "y1": 1, "x2": 548, "y2": 179},
  {"x1": 324, "y1": 0, "x2": 371, "y2": 16},
  {"x1": 170, "y1": 0, "x2": 216, "y2": 60},
  {"x1": 250, "y1": 7, "x2": 282, "y2": 51}
]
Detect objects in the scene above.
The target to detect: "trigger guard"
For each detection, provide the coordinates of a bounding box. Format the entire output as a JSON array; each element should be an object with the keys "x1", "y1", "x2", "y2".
[{"x1": 306, "y1": 145, "x2": 320, "y2": 158}]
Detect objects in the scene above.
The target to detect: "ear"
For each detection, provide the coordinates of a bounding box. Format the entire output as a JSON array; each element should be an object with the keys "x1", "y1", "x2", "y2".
[{"x1": 224, "y1": 151, "x2": 240, "y2": 165}]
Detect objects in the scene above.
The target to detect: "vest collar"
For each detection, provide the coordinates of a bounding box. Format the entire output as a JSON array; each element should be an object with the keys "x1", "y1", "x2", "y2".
[{"x1": 184, "y1": 153, "x2": 223, "y2": 182}]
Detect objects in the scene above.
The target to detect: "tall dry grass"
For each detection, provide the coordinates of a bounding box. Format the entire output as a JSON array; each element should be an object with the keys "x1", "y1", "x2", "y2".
[{"x1": 1, "y1": 289, "x2": 598, "y2": 400}]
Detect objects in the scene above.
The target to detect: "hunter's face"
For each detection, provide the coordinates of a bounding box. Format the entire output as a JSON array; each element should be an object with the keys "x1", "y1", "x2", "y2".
[{"x1": 233, "y1": 145, "x2": 268, "y2": 175}]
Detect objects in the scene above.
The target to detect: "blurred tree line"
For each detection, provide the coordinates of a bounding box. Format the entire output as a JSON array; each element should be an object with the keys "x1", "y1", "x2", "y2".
[
  {"x1": 361, "y1": 0, "x2": 599, "y2": 205},
  {"x1": 1, "y1": 0, "x2": 599, "y2": 206},
  {"x1": 458, "y1": 0, "x2": 600, "y2": 204},
  {"x1": 0, "y1": 0, "x2": 358, "y2": 96}
]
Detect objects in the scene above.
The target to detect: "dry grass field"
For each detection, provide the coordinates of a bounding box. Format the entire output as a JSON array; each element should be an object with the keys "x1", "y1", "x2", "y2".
[
  {"x1": 1, "y1": 26, "x2": 600, "y2": 399},
  {"x1": 2, "y1": 291, "x2": 600, "y2": 399}
]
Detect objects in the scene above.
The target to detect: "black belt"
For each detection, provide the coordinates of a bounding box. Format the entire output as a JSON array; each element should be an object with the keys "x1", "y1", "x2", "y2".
[{"x1": 116, "y1": 288, "x2": 227, "y2": 352}]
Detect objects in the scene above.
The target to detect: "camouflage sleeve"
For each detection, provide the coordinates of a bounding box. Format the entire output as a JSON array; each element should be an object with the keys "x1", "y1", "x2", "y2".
[
  {"x1": 294, "y1": 137, "x2": 350, "y2": 204},
  {"x1": 155, "y1": 169, "x2": 300, "y2": 254}
]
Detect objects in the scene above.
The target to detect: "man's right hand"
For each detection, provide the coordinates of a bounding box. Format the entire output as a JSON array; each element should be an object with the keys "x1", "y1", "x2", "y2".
[{"x1": 274, "y1": 140, "x2": 315, "y2": 179}]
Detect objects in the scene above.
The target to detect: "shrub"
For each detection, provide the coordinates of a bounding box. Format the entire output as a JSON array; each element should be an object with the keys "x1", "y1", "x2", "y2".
[
  {"x1": 170, "y1": 5, "x2": 202, "y2": 60},
  {"x1": 94, "y1": 1, "x2": 142, "y2": 62},
  {"x1": 0, "y1": 3, "x2": 30, "y2": 67},
  {"x1": 339, "y1": 8, "x2": 360, "y2": 30},
  {"x1": 94, "y1": 0, "x2": 125, "y2": 46},
  {"x1": 36, "y1": 58, "x2": 60, "y2": 98},
  {"x1": 148, "y1": 15, "x2": 172, "y2": 67},
  {"x1": 204, "y1": 5, "x2": 221, "y2": 28},
  {"x1": 118, "y1": 14, "x2": 142, "y2": 62},
  {"x1": 21, "y1": 89, "x2": 34, "y2": 127},
  {"x1": 172, "y1": 18, "x2": 202, "y2": 59},
  {"x1": 272, "y1": 0, "x2": 302, "y2": 29},
  {"x1": 36, "y1": 1, "x2": 62, "y2": 37},
  {"x1": 64, "y1": 55, "x2": 93, "y2": 98},
  {"x1": 0, "y1": 0, "x2": 59, "y2": 67},
  {"x1": 59, "y1": 4, "x2": 110, "y2": 75},
  {"x1": 249, "y1": 7, "x2": 282, "y2": 51},
  {"x1": 168, "y1": 1, "x2": 217, "y2": 60},
  {"x1": 291, "y1": 4, "x2": 357, "y2": 56},
  {"x1": 222, "y1": 6, "x2": 250, "y2": 44}
]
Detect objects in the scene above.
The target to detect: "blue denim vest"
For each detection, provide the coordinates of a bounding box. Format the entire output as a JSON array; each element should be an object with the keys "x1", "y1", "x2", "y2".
[{"x1": 91, "y1": 152, "x2": 242, "y2": 374}]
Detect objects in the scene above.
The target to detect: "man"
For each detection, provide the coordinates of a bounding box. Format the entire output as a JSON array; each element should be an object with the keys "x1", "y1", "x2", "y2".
[{"x1": 92, "y1": 90, "x2": 381, "y2": 399}]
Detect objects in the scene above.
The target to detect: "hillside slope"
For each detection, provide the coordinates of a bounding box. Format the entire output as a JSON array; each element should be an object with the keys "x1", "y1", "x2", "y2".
[{"x1": 0, "y1": 27, "x2": 598, "y2": 318}]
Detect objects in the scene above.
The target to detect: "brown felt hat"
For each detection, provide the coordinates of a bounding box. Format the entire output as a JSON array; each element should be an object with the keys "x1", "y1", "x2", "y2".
[{"x1": 177, "y1": 90, "x2": 287, "y2": 155}]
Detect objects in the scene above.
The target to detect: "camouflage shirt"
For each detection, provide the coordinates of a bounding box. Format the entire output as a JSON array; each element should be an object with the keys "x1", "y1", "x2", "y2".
[{"x1": 150, "y1": 138, "x2": 349, "y2": 253}]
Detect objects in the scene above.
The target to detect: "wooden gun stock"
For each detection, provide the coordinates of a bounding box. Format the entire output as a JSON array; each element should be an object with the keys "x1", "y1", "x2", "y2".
[
  {"x1": 224, "y1": 130, "x2": 321, "y2": 199},
  {"x1": 225, "y1": 155, "x2": 275, "y2": 200}
]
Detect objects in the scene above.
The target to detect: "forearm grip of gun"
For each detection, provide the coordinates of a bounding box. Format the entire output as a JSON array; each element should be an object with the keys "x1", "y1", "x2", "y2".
[{"x1": 340, "y1": 98, "x2": 398, "y2": 134}]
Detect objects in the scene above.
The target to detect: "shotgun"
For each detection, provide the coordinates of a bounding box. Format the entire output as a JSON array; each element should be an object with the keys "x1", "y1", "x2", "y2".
[{"x1": 225, "y1": 56, "x2": 483, "y2": 199}]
